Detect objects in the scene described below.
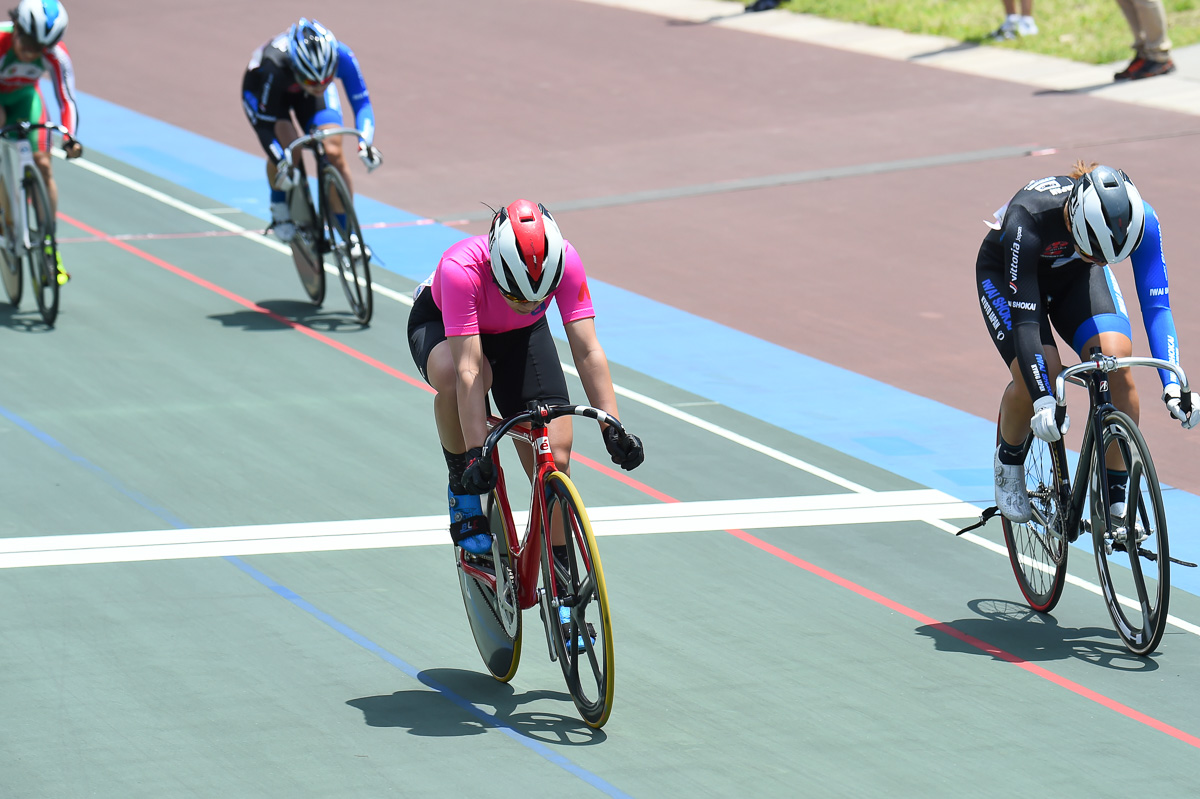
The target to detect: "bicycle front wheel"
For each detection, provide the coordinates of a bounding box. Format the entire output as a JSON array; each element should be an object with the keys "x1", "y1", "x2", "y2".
[
  {"x1": 23, "y1": 169, "x2": 57, "y2": 326},
  {"x1": 1000, "y1": 425, "x2": 1070, "y2": 613},
  {"x1": 540, "y1": 471, "x2": 614, "y2": 728},
  {"x1": 319, "y1": 165, "x2": 372, "y2": 325},
  {"x1": 456, "y1": 489, "x2": 522, "y2": 682},
  {"x1": 1091, "y1": 410, "x2": 1170, "y2": 656}
]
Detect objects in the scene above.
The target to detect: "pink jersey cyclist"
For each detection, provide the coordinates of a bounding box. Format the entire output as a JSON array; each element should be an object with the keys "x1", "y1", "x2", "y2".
[
  {"x1": 428, "y1": 234, "x2": 595, "y2": 337},
  {"x1": 408, "y1": 200, "x2": 643, "y2": 557}
]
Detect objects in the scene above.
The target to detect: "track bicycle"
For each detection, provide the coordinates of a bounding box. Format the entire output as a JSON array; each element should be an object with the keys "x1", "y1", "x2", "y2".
[
  {"x1": 276, "y1": 126, "x2": 379, "y2": 325},
  {"x1": 0, "y1": 120, "x2": 75, "y2": 327},
  {"x1": 964, "y1": 349, "x2": 1195, "y2": 655},
  {"x1": 456, "y1": 402, "x2": 620, "y2": 728}
]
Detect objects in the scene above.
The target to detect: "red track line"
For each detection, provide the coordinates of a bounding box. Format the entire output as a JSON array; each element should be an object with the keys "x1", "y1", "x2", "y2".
[
  {"x1": 57, "y1": 213, "x2": 431, "y2": 393},
  {"x1": 68, "y1": 211, "x2": 1200, "y2": 750}
]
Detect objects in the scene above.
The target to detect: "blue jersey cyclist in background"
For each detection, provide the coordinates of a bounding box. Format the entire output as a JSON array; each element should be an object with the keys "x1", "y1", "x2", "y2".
[
  {"x1": 0, "y1": 0, "x2": 81, "y2": 286},
  {"x1": 976, "y1": 162, "x2": 1198, "y2": 524},
  {"x1": 241, "y1": 18, "x2": 381, "y2": 247}
]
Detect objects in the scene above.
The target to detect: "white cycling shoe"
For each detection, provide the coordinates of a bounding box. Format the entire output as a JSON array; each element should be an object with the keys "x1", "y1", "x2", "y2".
[
  {"x1": 270, "y1": 201, "x2": 295, "y2": 244},
  {"x1": 994, "y1": 447, "x2": 1032, "y2": 523}
]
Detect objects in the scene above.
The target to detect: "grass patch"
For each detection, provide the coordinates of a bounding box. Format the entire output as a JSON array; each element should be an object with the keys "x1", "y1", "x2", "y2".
[{"x1": 744, "y1": 0, "x2": 1200, "y2": 64}]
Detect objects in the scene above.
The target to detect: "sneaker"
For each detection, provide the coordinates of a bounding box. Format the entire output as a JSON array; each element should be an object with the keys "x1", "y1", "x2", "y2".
[
  {"x1": 270, "y1": 201, "x2": 295, "y2": 244},
  {"x1": 559, "y1": 604, "x2": 596, "y2": 653},
  {"x1": 989, "y1": 15, "x2": 1018, "y2": 40},
  {"x1": 1128, "y1": 58, "x2": 1176, "y2": 80},
  {"x1": 448, "y1": 485, "x2": 492, "y2": 555},
  {"x1": 994, "y1": 447, "x2": 1032, "y2": 523},
  {"x1": 1016, "y1": 16, "x2": 1038, "y2": 36},
  {"x1": 1114, "y1": 56, "x2": 1146, "y2": 81}
]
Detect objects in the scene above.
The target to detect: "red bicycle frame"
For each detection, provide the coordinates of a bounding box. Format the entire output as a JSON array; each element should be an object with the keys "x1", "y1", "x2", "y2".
[{"x1": 457, "y1": 408, "x2": 560, "y2": 611}]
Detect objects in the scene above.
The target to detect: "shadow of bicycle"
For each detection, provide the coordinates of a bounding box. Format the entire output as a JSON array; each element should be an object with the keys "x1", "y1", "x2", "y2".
[
  {"x1": 207, "y1": 299, "x2": 366, "y2": 334},
  {"x1": 915, "y1": 598, "x2": 1158, "y2": 672},
  {"x1": 0, "y1": 303, "x2": 54, "y2": 333},
  {"x1": 346, "y1": 668, "x2": 606, "y2": 745}
]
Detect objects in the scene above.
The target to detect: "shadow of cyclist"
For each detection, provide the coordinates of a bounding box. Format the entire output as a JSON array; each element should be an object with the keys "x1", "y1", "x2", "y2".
[
  {"x1": 207, "y1": 300, "x2": 365, "y2": 334},
  {"x1": 914, "y1": 598, "x2": 1158, "y2": 672},
  {"x1": 346, "y1": 668, "x2": 606, "y2": 745}
]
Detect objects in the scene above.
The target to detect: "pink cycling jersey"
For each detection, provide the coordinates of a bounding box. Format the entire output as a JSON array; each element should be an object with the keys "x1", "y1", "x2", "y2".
[{"x1": 430, "y1": 235, "x2": 595, "y2": 336}]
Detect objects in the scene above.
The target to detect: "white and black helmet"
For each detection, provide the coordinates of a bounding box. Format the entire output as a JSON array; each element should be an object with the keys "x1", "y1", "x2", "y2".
[
  {"x1": 287, "y1": 18, "x2": 339, "y2": 88},
  {"x1": 488, "y1": 200, "x2": 565, "y2": 303},
  {"x1": 12, "y1": 0, "x2": 68, "y2": 48},
  {"x1": 1066, "y1": 166, "x2": 1145, "y2": 264}
]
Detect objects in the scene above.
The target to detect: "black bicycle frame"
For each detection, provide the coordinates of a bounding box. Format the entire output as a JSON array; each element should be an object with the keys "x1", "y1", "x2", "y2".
[{"x1": 1049, "y1": 366, "x2": 1120, "y2": 544}]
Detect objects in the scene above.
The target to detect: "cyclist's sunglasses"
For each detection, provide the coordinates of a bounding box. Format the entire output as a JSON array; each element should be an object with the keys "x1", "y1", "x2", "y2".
[{"x1": 299, "y1": 75, "x2": 334, "y2": 90}]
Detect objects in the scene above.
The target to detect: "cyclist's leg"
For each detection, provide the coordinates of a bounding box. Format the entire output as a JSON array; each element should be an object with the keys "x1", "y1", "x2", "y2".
[
  {"x1": 1057, "y1": 264, "x2": 1137, "y2": 477},
  {"x1": 409, "y1": 293, "x2": 496, "y2": 553},
  {"x1": 311, "y1": 84, "x2": 352, "y2": 199}
]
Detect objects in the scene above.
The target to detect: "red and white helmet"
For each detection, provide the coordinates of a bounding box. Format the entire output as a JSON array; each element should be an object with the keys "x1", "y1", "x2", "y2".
[{"x1": 488, "y1": 200, "x2": 565, "y2": 303}]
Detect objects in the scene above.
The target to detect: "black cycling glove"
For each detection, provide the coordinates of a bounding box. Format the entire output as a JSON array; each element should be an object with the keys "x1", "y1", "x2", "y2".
[
  {"x1": 603, "y1": 426, "x2": 644, "y2": 471},
  {"x1": 460, "y1": 447, "x2": 498, "y2": 494}
]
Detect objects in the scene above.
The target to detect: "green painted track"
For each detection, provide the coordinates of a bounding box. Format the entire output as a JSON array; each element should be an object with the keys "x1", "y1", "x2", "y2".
[{"x1": 2, "y1": 151, "x2": 1199, "y2": 797}]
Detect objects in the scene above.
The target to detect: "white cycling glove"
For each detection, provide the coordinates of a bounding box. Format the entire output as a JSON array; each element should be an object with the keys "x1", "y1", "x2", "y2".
[
  {"x1": 272, "y1": 164, "x2": 298, "y2": 192},
  {"x1": 358, "y1": 143, "x2": 383, "y2": 173},
  {"x1": 1030, "y1": 395, "x2": 1069, "y2": 442},
  {"x1": 1163, "y1": 384, "x2": 1200, "y2": 429}
]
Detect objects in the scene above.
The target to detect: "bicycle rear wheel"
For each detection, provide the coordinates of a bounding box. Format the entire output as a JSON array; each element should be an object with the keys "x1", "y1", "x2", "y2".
[
  {"x1": 999, "y1": 422, "x2": 1070, "y2": 613},
  {"x1": 540, "y1": 471, "x2": 614, "y2": 728},
  {"x1": 456, "y1": 489, "x2": 522, "y2": 681},
  {"x1": 1090, "y1": 410, "x2": 1170, "y2": 656},
  {"x1": 319, "y1": 165, "x2": 372, "y2": 325},
  {"x1": 287, "y1": 176, "x2": 325, "y2": 305},
  {"x1": 23, "y1": 169, "x2": 57, "y2": 326}
]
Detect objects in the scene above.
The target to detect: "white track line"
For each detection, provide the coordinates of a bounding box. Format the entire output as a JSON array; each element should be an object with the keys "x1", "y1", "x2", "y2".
[
  {"x1": 56, "y1": 153, "x2": 1200, "y2": 639},
  {"x1": 0, "y1": 490, "x2": 976, "y2": 569}
]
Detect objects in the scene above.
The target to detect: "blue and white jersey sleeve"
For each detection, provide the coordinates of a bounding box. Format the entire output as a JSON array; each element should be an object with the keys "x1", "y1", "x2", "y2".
[
  {"x1": 1130, "y1": 202, "x2": 1181, "y2": 388},
  {"x1": 336, "y1": 43, "x2": 375, "y2": 147}
]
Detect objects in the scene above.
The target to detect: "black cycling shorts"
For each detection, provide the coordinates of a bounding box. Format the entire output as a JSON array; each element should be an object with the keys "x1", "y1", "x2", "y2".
[
  {"x1": 407, "y1": 288, "x2": 570, "y2": 417},
  {"x1": 975, "y1": 259, "x2": 1131, "y2": 365}
]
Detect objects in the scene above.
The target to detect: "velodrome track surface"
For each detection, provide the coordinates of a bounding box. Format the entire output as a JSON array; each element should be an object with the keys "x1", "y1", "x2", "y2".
[{"x1": 2, "y1": 1, "x2": 1200, "y2": 795}]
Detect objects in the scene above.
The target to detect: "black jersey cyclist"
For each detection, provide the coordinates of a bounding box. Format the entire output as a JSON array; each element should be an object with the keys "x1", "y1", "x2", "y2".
[
  {"x1": 241, "y1": 18, "x2": 381, "y2": 246},
  {"x1": 977, "y1": 162, "x2": 1198, "y2": 523}
]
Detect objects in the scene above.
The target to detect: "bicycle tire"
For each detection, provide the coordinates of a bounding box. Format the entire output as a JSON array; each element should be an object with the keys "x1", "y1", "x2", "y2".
[
  {"x1": 319, "y1": 165, "x2": 372, "y2": 325},
  {"x1": 456, "y1": 489, "x2": 522, "y2": 682},
  {"x1": 540, "y1": 471, "x2": 615, "y2": 728},
  {"x1": 23, "y1": 168, "x2": 57, "y2": 326},
  {"x1": 1090, "y1": 410, "x2": 1170, "y2": 655},
  {"x1": 1, "y1": 245, "x2": 20, "y2": 306},
  {"x1": 999, "y1": 418, "x2": 1070, "y2": 613},
  {"x1": 288, "y1": 176, "x2": 325, "y2": 305}
]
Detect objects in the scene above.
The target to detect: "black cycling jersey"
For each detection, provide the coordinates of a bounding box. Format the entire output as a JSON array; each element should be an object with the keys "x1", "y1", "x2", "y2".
[
  {"x1": 976, "y1": 175, "x2": 1091, "y2": 400},
  {"x1": 241, "y1": 34, "x2": 324, "y2": 165}
]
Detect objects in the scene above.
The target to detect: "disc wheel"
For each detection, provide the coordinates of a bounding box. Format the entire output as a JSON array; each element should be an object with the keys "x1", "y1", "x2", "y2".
[
  {"x1": 1000, "y1": 425, "x2": 1070, "y2": 613},
  {"x1": 288, "y1": 177, "x2": 325, "y2": 305},
  {"x1": 1091, "y1": 411, "x2": 1170, "y2": 656},
  {"x1": 23, "y1": 169, "x2": 57, "y2": 326},
  {"x1": 541, "y1": 471, "x2": 614, "y2": 728},
  {"x1": 456, "y1": 489, "x2": 522, "y2": 682},
  {"x1": 319, "y1": 165, "x2": 372, "y2": 325}
]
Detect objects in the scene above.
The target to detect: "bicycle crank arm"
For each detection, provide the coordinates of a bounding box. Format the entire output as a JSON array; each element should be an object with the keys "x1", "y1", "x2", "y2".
[{"x1": 537, "y1": 587, "x2": 559, "y2": 663}]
